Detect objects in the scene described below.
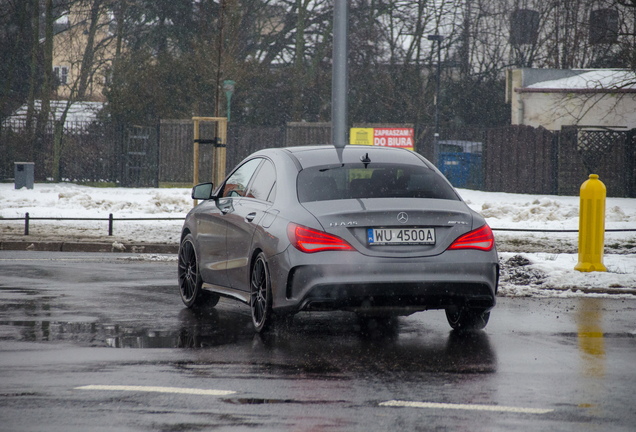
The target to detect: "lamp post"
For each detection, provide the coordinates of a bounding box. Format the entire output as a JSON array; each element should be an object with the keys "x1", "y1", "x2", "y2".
[
  {"x1": 332, "y1": 0, "x2": 349, "y2": 149},
  {"x1": 223, "y1": 80, "x2": 235, "y2": 122},
  {"x1": 427, "y1": 34, "x2": 444, "y2": 156}
]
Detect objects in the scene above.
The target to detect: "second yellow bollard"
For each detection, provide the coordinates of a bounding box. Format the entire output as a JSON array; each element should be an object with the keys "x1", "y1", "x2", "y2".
[{"x1": 574, "y1": 174, "x2": 607, "y2": 272}]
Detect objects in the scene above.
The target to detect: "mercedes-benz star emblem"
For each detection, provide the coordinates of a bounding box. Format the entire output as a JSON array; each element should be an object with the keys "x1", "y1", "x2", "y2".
[{"x1": 397, "y1": 212, "x2": 408, "y2": 224}]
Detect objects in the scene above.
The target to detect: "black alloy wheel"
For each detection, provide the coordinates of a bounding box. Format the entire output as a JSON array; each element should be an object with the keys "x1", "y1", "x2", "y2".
[
  {"x1": 250, "y1": 252, "x2": 273, "y2": 332},
  {"x1": 178, "y1": 234, "x2": 219, "y2": 308},
  {"x1": 445, "y1": 305, "x2": 490, "y2": 330}
]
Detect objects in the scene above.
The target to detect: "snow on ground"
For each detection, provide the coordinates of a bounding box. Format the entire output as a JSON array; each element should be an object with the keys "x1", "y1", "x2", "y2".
[
  {"x1": 462, "y1": 188, "x2": 636, "y2": 229},
  {"x1": 461, "y1": 189, "x2": 636, "y2": 254},
  {"x1": 1, "y1": 182, "x2": 635, "y2": 297},
  {"x1": 498, "y1": 252, "x2": 636, "y2": 298},
  {"x1": 0, "y1": 183, "x2": 191, "y2": 244}
]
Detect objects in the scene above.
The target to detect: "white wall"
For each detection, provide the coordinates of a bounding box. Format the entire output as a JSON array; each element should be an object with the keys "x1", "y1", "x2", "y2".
[
  {"x1": 507, "y1": 68, "x2": 636, "y2": 130},
  {"x1": 514, "y1": 91, "x2": 636, "y2": 130}
]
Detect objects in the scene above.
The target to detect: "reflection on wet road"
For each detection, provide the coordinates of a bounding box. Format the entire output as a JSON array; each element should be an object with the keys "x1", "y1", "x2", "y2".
[
  {"x1": 576, "y1": 298, "x2": 605, "y2": 378},
  {"x1": 0, "y1": 300, "x2": 498, "y2": 375},
  {"x1": 0, "y1": 252, "x2": 635, "y2": 431}
]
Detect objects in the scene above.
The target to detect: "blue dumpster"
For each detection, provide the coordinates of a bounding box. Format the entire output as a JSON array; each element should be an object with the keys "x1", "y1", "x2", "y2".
[{"x1": 438, "y1": 152, "x2": 482, "y2": 189}]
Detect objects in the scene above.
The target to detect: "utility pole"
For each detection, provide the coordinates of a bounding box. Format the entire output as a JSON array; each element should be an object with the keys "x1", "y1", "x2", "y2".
[
  {"x1": 427, "y1": 34, "x2": 444, "y2": 153},
  {"x1": 214, "y1": 0, "x2": 226, "y2": 118},
  {"x1": 332, "y1": 0, "x2": 349, "y2": 149}
]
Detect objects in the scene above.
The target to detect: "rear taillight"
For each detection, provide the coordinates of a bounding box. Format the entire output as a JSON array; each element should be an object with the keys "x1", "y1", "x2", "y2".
[
  {"x1": 287, "y1": 223, "x2": 354, "y2": 253},
  {"x1": 448, "y1": 225, "x2": 494, "y2": 251}
]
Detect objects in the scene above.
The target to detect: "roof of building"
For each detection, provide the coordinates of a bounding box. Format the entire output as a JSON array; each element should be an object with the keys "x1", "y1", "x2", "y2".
[
  {"x1": 527, "y1": 69, "x2": 636, "y2": 90},
  {"x1": 3, "y1": 101, "x2": 104, "y2": 130},
  {"x1": 516, "y1": 69, "x2": 636, "y2": 94}
]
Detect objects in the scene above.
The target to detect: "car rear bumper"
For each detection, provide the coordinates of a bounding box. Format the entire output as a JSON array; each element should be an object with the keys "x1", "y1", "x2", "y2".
[{"x1": 269, "y1": 248, "x2": 498, "y2": 315}]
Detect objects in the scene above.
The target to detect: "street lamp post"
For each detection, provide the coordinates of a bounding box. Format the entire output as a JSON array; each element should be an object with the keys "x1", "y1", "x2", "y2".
[
  {"x1": 332, "y1": 0, "x2": 349, "y2": 149},
  {"x1": 223, "y1": 80, "x2": 235, "y2": 122},
  {"x1": 427, "y1": 34, "x2": 444, "y2": 157}
]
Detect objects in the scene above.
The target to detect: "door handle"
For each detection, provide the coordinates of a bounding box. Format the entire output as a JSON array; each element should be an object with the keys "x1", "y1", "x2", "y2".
[{"x1": 245, "y1": 212, "x2": 257, "y2": 222}]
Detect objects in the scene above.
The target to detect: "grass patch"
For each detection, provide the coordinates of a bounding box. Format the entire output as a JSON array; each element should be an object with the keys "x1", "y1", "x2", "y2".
[
  {"x1": 606, "y1": 243, "x2": 635, "y2": 251},
  {"x1": 159, "y1": 182, "x2": 192, "y2": 188},
  {"x1": 76, "y1": 181, "x2": 118, "y2": 188},
  {"x1": 506, "y1": 238, "x2": 532, "y2": 246}
]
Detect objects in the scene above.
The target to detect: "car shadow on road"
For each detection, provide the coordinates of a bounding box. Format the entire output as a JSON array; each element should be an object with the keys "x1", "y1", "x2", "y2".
[{"x1": 173, "y1": 304, "x2": 498, "y2": 376}]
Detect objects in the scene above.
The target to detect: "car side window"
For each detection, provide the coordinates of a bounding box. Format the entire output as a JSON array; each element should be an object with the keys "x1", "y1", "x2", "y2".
[
  {"x1": 222, "y1": 158, "x2": 262, "y2": 198},
  {"x1": 246, "y1": 159, "x2": 276, "y2": 202}
]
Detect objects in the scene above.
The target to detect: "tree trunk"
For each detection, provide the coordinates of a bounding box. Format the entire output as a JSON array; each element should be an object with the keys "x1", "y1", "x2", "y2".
[
  {"x1": 0, "y1": 0, "x2": 28, "y2": 126},
  {"x1": 52, "y1": 0, "x2": 106, "y2": 181},
  {"x1": 52, "y1": 100, "x2": 73, "y2": 182},
  {"x1": 291, "y1": 0, "x2": 308, "y2": 122},
  {"x1": 77, "y1": 0, "x2": 103, "y2": 99},
  {"x1": 35, "y1": 0, "x2": 54, "y2": 178},
  {"x1": 26, "y1": 0, "x2": 40, "y2": 143}
]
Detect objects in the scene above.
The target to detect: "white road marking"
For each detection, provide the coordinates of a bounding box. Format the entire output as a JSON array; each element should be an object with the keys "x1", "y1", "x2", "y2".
[
  {"x1": 75, "y1": 385, "x2": 236, "y2": 396},
  {"x1": 380, "y1": 400, "x2": 553, "y2": 414}
]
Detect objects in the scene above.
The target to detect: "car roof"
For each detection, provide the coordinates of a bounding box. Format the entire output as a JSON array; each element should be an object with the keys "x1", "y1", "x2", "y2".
[{"x1": 281, "y1": 145, "x2": 426, "y2": 169}]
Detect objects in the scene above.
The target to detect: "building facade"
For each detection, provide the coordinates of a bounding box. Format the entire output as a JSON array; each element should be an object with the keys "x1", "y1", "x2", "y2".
[{"x1": 506, "y1": 68, "x2": 636, "y2": 130}]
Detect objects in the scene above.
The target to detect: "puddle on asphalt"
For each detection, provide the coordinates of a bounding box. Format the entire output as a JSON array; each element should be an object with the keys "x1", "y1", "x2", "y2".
[
  {"x1": 0, "y1": 319, "x2": 249, "y2": 348},
  {"x1": 0, "y1": 297, "x2": 499, "y2": 375},
  {"x1": 0, "y1": 321, "x2": 99, "y2": 344},
  {"x1": 0, "y1": 317, "x2": 499, "y2": 375}
]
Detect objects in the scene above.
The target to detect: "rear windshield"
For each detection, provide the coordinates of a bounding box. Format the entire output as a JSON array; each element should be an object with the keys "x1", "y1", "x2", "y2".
[{"x1": 297, "y1": 163, "x2": 459, "y2": 203}]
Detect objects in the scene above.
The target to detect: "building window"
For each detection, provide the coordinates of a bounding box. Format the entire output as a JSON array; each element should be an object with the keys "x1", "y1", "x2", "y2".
[{"x1": 53, "y1": 66, "x2": 68, "y2": 84}]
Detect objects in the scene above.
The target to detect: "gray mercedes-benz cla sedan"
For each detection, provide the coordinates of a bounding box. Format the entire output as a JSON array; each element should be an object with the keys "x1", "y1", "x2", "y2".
[{"x1": 178, "y1": 145, "x2": 498, "y2": 332}]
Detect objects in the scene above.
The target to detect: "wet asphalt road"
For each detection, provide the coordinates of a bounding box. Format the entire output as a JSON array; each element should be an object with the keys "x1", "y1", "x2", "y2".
[{"x1": 0, "y1": 251, "x2": 635, "y2": 431}]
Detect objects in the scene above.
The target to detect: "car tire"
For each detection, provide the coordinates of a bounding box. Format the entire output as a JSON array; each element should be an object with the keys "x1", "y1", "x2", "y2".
[
  {"x1": 445, "y1": 305, "x2": 490, "y2": 330},
  {"x1": 250, "y1": 252, "x2": 274, "y2": 333},
  {"x1": 178, "y1": 233, "x2": 219, "y2": 308}
]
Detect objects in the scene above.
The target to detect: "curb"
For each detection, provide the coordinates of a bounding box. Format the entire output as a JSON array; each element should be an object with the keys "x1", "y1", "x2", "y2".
[
  {"x1": 0, "y1": 241, "x2": 179, "y2": 254},
  {"x1": 542, "y1": 286, "x2": 636, "y2": 296}
]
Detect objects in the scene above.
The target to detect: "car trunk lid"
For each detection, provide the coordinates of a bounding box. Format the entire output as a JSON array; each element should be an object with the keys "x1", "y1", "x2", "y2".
[{"x1": 301, "y1": 198, "x2": 474, "y2": 258}]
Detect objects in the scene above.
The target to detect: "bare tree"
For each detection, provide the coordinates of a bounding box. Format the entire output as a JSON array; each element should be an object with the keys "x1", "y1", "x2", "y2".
[
  {"x1": 49, "y1": 0, "x2": 115, "y2": 181},
  {"x1": 25, "y1": 0, "x2": 39, "y2": 137}
]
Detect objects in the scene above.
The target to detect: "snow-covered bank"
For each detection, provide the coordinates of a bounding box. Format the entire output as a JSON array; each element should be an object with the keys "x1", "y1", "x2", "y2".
[
  {"x1": 0, "y1": 183, "x2": 191, "y2": 244},
  {"x1": 1, "y1": 182, "x2": 635, "y2": 297},
  {"x1": 499, "y1": 252, "x2": 636, "y2": 298},
  {"x1": 462, "y1": 189, "x2": 636, "y2": 254}
]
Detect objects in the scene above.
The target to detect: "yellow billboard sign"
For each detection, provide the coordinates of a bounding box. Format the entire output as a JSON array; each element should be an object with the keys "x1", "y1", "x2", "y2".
[
  {"x1": 350, "y1": 128, "x2": 374, "y2": 145},
  {"x1": 350, "y1": 127, "x2": 414, "y2": 150}
]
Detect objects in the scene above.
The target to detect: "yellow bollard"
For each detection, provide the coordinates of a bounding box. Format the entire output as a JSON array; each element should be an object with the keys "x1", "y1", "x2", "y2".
[{"x1": 575, "y1": 174, "x2": 607, "y2": 272}]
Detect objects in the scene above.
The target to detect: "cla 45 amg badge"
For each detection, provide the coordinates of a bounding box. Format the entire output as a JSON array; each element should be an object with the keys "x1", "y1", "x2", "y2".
[
  {"x1": 448, "y1": 220, "x2": 469, "y2": 225},
  {"x1": 329, "y1": 221, "x2": 358, "y2": 227}
]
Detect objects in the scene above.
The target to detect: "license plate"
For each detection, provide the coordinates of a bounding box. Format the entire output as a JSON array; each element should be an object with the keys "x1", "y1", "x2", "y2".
[{"x1": 367, "y1": 228, "x2": 435, "y2": 245}]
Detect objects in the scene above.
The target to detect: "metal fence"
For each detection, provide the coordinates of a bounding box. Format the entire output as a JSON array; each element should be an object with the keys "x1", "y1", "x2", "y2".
[
  {"x1": 0, "y1": 120, "x2": 120, "y2": 183},
  {"x1": 484, "y1": 125, "x2": 557, "y2": 195},
  {"x1": 483, "y1": 125, "x2": 636, "y2": 197},
  {"x1": 2, "y1": 120, "x2": 634, "y2": 197},
  {"x1": 558, "y1": 126, "x2": 636, "y2": 197}
]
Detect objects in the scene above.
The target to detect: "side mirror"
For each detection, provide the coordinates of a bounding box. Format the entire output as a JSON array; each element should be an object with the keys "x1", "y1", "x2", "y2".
[{"x1": 192, "y1": 182, "x2": 215, "y2": 200}]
